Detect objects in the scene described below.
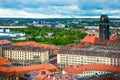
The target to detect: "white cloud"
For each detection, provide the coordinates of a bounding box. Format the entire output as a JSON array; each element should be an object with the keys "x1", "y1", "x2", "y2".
[
  {"x1": 0, "y1": 8, "x2": 120, "y2": 18},
  {"x1": 109, "y1": 10, "x2": 120, "y2": 14},
  {"x1": 0, "y1": 0, "x2": 120, "y2": 18},
  {"x1": 0, "y1": 8, "x2": 72, "y2": 18}
]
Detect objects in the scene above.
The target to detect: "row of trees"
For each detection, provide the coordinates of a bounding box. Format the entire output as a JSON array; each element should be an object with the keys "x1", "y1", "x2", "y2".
[{"x1": 11, "y1": 26, "x2": 87, "y2": 45}]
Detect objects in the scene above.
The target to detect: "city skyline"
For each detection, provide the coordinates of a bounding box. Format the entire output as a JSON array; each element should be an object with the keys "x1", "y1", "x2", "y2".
[{"x1": 0, "y1": 0, "x2": 120, "y2": 18}]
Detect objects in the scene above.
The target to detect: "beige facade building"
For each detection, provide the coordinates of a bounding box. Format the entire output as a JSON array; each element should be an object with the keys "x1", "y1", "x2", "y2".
[
  {"x1": 3, "y1": 45, "x2": 49, "y2": 66},
  {"x1": 57, "y1": 53, "x2": 111, "y2": 66},
  {"x1": 57, "y1": 48, "x2": 120, "y2": 68},
  {"x1": 0, "y1": 40, "x2": 11, "y2": 56}
]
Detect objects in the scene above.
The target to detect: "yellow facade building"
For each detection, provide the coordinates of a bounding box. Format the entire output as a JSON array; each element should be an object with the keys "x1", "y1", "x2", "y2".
[{"x1": 3, "y1": 45, "x2": 49, "y2": 66}]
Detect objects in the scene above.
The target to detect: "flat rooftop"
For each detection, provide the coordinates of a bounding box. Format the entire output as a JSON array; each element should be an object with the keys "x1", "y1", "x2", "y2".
[{"x1": 0, "y1": 26, "x2": 27, "y2": 28}]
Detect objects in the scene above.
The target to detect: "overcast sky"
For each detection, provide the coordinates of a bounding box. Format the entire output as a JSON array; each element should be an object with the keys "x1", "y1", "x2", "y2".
[{"x1": 0, "y1": 0, "x2": 120, "y2": 18}]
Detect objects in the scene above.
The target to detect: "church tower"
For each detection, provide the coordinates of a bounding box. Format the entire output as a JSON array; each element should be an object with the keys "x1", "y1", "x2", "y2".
[{"x1": 99, "y1": 14, "x2": 110, "y2": 40}]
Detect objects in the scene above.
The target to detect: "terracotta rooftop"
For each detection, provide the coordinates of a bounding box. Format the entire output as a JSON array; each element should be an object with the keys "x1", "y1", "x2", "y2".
[
  {"x1": 0, "y1": 56, "x2": 10, "y2": 65},
  {"x1": 13, "y1": 41, "x2": 58, "y2": 55},
  {"x1": 33, "y1": 70, "x2": 53, "y2": 80},
  {"x1": 0, "y1": 40, "x2": 11, "y2": 45},
  {"x1": 13, "y1": 41, "x2": 57, "y2": 49},
  {"x1": 81, "y1": 34, "x2": 99, "y2": 44},
  {"x1": 107, "y1": 37, "x2": 120, "y2": 45},
  {"x1": 0, "y1": 63, "x2": 59, "y2": 77},
  {"x1": 81, "y1": 34, "x2": 119, "y2": 45},
  {"x1": 21, "y1": 69, "x2": 53, "y2": 80},
  {"x1": 64, "y1": 64, "x2": 120, "y2": 74}
]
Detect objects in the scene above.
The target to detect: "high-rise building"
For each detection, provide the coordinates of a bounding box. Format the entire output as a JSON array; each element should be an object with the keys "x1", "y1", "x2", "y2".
[{"x1": 99, "y1": 14, "x2": 110, "y2": 40}]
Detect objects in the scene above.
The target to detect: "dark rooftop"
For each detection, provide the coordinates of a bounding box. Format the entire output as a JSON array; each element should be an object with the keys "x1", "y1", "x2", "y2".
[
  {"x1": 4, "y1": 45, "x2": 49, "y2": 52},
  {"x1": 58, "y1": 49, "x2": 120, "y2": 58}
]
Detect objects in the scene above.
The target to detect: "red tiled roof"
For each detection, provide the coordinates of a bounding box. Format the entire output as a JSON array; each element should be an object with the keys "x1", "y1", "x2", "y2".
[
  {"x1": 0, "y1": 56, "x2": 10, "y2": 65},
  {"x1": 110, "y1": 35, "x2": 118, "y2": 40},
  {"x1": 64, "y1": 64, "x2": 120, "y2": 74},
  {"x1": 33, "y1": 70, "x2": 53, "y2": 80},
  {"x1": 107, "y1": 37, "x2": 120, "y2": 45},
  {"x1": 13, "y1": 41, "x2": 57, "y2": 48},
  {"x1": 0, "y1": 64, "x2": 59, "y2": 77},
  {"x1": 81, "y1": 34, "x2": 119, "y2": 45},
  {"x1": 0, "y1": 40, "x2": 11, "y2": 45},
  {"x1": 0, "y1": 57, "x2": 59, "y2": 78},
  {"x1": 81, "y1": 34, "x2": 99, "y2": 44},
  {"x1": 13, "y1": 41, "x2": 58, "y2": 55}
]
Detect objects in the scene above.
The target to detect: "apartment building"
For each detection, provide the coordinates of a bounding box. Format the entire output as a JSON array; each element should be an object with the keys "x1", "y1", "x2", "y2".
[
  {"x1": 3, "y1": 45, "x2": 49, "y2": 66},
  {"x1": 0, "y1": 40, "x2": 11, "y2": 56},
  {"x1": 57, "y1": 49, "x2": 120, "y2": 68},
  {"x1": 63, "y1": 64, "x2": 120, "y2": 78},
  {"x1": 13, "y1": 41, "x2": 58, "y2": 55}
]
